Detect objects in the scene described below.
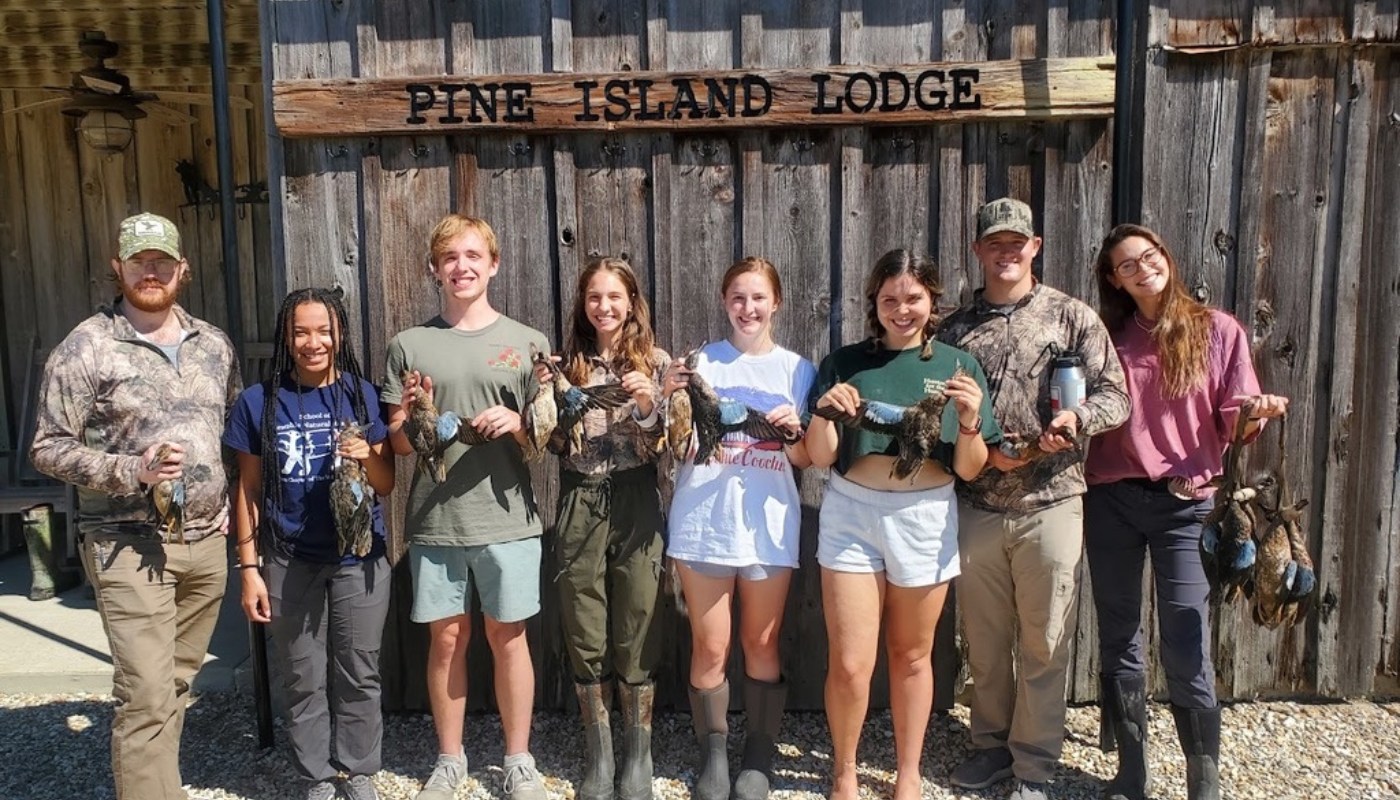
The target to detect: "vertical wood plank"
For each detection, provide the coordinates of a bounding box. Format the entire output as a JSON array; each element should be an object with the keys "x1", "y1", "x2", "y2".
[
  {"x1": 0, "y1": 89, "x2": 36, "y2": 448},
  {"x1": 17, "y1": 97, "x2": 88, "y2": 350}
]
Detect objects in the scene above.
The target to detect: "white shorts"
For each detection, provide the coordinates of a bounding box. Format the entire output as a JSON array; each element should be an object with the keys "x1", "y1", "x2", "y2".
[{"x1": 817, "y1": 472, "x2": 960, "y2": 588}]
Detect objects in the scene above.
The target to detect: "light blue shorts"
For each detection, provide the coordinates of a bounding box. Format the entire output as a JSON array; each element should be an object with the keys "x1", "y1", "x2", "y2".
[
  {"x1": 817, "y1": 473, "x2": 960, "y2": 588},
  {"x1": 408, "y1": 537, "x2": 542, "y2": 624}
]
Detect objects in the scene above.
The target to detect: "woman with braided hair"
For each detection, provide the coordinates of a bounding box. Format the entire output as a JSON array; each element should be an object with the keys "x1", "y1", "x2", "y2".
[
  {"x1": 805, "y1": 249, "x2": 998, "y2": 800},
  {"x1": 226, "y1": 288, "x2": 395, "y2": 800}
]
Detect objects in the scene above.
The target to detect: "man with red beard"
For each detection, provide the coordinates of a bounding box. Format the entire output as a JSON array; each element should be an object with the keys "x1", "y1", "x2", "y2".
[{"x1": 31, "y1": 212, "x2": 240, "y2": 800}]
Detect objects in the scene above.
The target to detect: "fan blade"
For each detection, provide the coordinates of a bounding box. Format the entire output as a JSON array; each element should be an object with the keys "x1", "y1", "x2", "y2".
[
  {"x1": 80, "y1": 74, "x2": 125, "y2": 95},
  {"x1": 3, "y1": 97, "x2": 69, "y2": 116},
  {"x1": 140, "y1": 103, "x2": 195, "y2": 126},
  {"x1": 150, "y1": 91, "x2": 254, "y2": 110}
]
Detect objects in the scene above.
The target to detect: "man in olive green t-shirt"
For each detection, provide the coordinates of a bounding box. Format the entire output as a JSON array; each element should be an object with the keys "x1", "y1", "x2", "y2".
[{"x1": 383, "y1": 215, "x2": 549, "y2": 800}]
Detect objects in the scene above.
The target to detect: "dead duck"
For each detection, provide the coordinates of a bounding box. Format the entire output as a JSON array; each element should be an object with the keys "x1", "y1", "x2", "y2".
[
  {"x1": 400, "y1": 370, "x2": 464, "y2": 484},
  {"x1": 996, "y1": 422, "x2": 1079, "y2": 465},
  {"x1": 533, "y1": 344, "x2": 634, "y2": 455},
  {"x1": 1201, "y1": 401, "x2": 1260, "y2": 605},
  {"x1": 328, "y1": 422, "x2": 374, "y2": 558},
  {"x1": 146, "y1": 442, "x2": 185, "y2": 543},
  {"x1": 679, "y1": 348, "x2": 801, "y2": 465},
  {"x1": 520, "y1": 345, "x2": 560, "y2": 461},
  {"x1": 1247, "y1": 468, "x2": 1316, "y2": 629},
  {"x1": 812, "y1": 365, "x2": 967, "y2": 481}
]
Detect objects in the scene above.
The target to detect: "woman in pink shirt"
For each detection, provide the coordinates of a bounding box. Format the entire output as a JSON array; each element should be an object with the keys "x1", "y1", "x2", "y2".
[{"x1": 1084, "y1": 224, "x2": 1287, "y2": 800}]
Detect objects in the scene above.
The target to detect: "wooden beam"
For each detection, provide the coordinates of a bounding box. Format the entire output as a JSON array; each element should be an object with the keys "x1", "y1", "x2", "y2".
[
  {"x1": 273, "y1": 56, "x2": 1117, "y2": 137},
  {"x1": 0, "y1": 7, "x2": 260, "y2": 46},
  {"x1": 0, "y1": 66, "x2": 262, "y2": 91}
]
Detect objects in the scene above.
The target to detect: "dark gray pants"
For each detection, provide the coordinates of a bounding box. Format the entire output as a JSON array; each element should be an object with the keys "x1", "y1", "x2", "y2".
[
  {"x1": 554, "y1": 465, "x2": 664, "y2": 685},
  {"x1": 1085, "y1": 480, "x2": 1217, "y2": 709},
  {"x1": 264, "y1": 553, "x2": 391, "y2": 781}
]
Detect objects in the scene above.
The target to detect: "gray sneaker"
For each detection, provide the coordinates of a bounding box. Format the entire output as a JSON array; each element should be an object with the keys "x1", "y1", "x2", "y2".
[
  {"x1": 502, "y1": 753, "x2": 547, "y2": 800},
  {"x1": 1009, "y1": 779, "x2": 1050, "y2": 800},
  {"x1": 416, "y1": 753, "x2": 468, "y2": 800},
  {"x1": 305, "y1": 780, "x2": 337, "y2": 800},
  {"x1": 949, "y1": 747, "x2": 1014, "y2": 789},
  {"x1": 346, "y1": 773, "x2": 381, "y2": 800}
]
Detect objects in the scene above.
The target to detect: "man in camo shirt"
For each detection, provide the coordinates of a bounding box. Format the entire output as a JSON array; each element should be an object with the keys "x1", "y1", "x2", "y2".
[
  {"x1": 30, "y1": 213, "x2": 240, "y2": 800},
  {"x1": 937, "y1": 198, "x2": 1129, "y2": 800}
]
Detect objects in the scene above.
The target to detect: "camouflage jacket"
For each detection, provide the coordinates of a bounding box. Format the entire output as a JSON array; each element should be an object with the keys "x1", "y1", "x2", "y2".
[
  {"x1": 30, "y1": 302, "x2": 242, "y2": 540},
  {"x1": 937, "y1": 283, "x2": 1129, "y2": 512},
  {"x1": 553, "y1": 348, "x2": 669, "y2": 476}
]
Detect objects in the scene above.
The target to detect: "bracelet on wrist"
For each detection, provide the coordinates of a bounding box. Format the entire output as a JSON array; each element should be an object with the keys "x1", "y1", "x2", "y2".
[
  {"x1": 238, "y1": 563, "x2": 261, "y2": 570},
  {"x1": 958, "y1": 417, "x2": 982, "y2": 436}
]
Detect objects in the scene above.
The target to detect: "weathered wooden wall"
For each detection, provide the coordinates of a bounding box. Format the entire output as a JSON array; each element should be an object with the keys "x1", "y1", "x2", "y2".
[
  {"x1": 263, "y1": 0, "x2": 1400, "y2": 710},
  {"x1": 0, "y1": 0, "x2": 274, "y2": 476}
]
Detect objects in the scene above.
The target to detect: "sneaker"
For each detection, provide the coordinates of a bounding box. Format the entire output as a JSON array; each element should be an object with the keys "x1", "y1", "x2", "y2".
[
  {"x1": 1009, "y1": 779, "x2": 1050, "y2": 800},
  {"x1": 502, "y1": 752, "x2": 548, "y2": 800},
  {"x1": 346, "y1": 773, "x2": 381, "y2": 800},
  {"x1": 305, "y1": 780, "x2": 337, "y2": 800},
  {"x1": 416, "y1": 753, "x2": 468, "y2": 800},
  {"x1": 949, "y1": 747, "x2": 1014, "y2": 789}
]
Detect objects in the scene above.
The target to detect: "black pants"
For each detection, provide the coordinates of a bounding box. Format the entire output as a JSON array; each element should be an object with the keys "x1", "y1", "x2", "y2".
[
  {"x1": 554, "y1": 465, "x2": 664, "y2": 684},
  {"x1": 1085, "y1": 480, "x2": 1216, "y2": 709}
]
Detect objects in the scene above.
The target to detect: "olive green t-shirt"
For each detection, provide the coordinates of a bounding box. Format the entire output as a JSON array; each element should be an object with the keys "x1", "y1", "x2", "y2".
[
  {"x1": 809, "y1": 340, "x2": 1002, "y2": 476},
  {"x1": 382, "y1": 315, "x2": 549, "y2": 546}
]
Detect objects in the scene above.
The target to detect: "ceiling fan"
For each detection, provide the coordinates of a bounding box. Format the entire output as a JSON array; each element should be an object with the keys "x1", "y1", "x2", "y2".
[{"x1": 2, "y1": 30, "x2": 252, "y2": 128}]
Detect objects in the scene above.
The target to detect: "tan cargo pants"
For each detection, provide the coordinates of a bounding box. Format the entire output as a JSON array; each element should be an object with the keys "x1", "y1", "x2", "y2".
[{"x1": 82, "y1": 532, "x2": 227, "y2": 800}]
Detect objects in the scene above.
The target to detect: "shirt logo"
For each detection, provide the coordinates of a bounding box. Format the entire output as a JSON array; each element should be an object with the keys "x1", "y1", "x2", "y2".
[
  {"x1": 923, "y1": 377, "x2": 944, "y2": 395},
  {"x1": 488, "y1": 346, "x2": 523, "y2": 371}
]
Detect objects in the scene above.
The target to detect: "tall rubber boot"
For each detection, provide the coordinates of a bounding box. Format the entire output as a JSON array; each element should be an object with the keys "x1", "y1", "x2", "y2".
[
  {"x1": 1172, "y1": 704, "x2": 1222, "y2": 800},
  {"x1": 1104, "y1": 674, "x2": 1151, "y2": 800},
  {"x1": 616, "y1": 682, "x2": 655, "y2": 800},
  {"x1": 688, "y1": 681, "x2": 730, "y2": 800},
  {"x1": 575, "y1": 681, "x2": 615, "y2": 800},
  {"x1": 733, "y1": 676, "x2": 787, "y2": 800},
  {"x1": 1098, "y1": 673, "x2": 1118, "y2": 752}
]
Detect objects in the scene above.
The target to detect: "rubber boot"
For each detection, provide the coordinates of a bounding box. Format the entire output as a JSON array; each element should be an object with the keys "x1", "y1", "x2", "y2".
[
  {"x1": 1104, "y1": 674, "x2": 1151, "y2": 800},
  {"x1": 23, "y1": 505, "x2": 74, "y2": 600},
  {"x1": 1172, "y1": 704, "x2": 1222, "y2": 800},
  {"x1": 1098, "y1": 673, "x2": 1118, "y2": 753},
  {"x1": 733, "y1": 676, "x2": 786, "y2": 800},
  {"x1": 688, "y1": 681, "x2": 730, "y2": 800},
  {"x1": 575, "y1": 681, "x2": 615, "y2": 800},
  {"x1": 616, "y1": 681, "x2": 655, "y2": 800}
]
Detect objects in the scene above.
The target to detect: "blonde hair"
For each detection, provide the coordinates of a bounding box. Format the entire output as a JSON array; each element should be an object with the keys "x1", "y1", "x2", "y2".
[{"x1": 428, "y1": 214, "x2": 499, "y2": 266}]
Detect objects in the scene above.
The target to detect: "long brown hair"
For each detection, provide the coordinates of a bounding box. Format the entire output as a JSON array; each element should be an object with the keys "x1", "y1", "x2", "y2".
[
  {"x1": 565, "y1": 257, "x2": 657, "y2": 383},
  {"x1": 865, "y1": 249, "x2": 943, "y2": 359},
  {"x1": 1094, "y1": 224, "x2": 1211, "y2": 397}
]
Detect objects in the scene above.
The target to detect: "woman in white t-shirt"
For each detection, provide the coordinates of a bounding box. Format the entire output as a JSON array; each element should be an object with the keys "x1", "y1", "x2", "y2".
[{"x1": 662, "y1": 257, "x2": 816, "y2": 800}]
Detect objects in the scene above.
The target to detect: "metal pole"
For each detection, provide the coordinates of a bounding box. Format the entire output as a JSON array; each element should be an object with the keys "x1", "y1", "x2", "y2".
[
  {"x1": 206, "y1": 0, "x2": 245, "y2": 351},
  {"x1": 1112, "y1": 0, "x2": 1136, "y2": 225}
]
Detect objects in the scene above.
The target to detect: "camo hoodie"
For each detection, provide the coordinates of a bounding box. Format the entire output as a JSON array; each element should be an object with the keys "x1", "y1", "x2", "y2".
[
  {"x1": 937, "y1": 282, "x2": 1129, "y2": 512},
  {"x1": 30, "y1": 302, "x2": 241, "y2": 540}
]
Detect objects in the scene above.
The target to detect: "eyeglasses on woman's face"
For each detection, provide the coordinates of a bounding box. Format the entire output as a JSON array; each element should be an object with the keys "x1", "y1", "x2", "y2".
[{"x1": 1112, "y1": 246, "x2": 1163, "y2": 278}]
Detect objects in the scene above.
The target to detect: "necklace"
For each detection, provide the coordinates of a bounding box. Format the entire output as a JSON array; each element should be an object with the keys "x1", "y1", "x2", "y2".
[{"x1": 1133, "y1": 311, "x2": 1156, "y2": 333}]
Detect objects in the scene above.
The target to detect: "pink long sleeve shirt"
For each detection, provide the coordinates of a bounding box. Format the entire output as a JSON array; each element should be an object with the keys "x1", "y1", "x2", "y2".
[{"x1": 1085, "y1": 309, "x2": 1262, "y2": 495}]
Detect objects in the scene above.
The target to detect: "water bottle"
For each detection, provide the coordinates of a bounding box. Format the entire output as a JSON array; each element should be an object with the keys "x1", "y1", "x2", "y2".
[{"x1": 1049, "y1": 353, "x2": 1086, "y2": 414}]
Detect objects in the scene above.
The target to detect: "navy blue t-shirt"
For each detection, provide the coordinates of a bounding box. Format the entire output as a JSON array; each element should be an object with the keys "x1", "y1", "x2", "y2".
[{"x1": 224, "y1": 374, "x2": 389, "y2": 564}]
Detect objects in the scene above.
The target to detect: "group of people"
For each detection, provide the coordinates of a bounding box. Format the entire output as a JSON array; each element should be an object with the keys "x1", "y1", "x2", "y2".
[{"x1": 29, "y1": 197, "x2": 1286, "y2": 800}]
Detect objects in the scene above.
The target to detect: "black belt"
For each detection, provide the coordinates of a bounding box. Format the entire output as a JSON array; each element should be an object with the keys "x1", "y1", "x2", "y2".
[{"x1": 1122, "y1": 476, "x2": 1173, "y2": 493}]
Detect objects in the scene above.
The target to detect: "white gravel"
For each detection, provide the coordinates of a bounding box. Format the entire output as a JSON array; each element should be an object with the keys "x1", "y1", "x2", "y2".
[{"x1": 1, "y1": 693, "x2": 1396, "y2": 800}]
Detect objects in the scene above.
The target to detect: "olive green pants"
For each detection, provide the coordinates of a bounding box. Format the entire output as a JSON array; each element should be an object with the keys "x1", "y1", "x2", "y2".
[{"x1": 554, "y1": 465, "x2": 664, "y2": 684}]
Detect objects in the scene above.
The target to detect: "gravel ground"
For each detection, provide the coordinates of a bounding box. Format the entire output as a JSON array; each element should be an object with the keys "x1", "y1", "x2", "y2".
[{"x1": 1, "y1": 693, "x2": 1397, "y2": 800}]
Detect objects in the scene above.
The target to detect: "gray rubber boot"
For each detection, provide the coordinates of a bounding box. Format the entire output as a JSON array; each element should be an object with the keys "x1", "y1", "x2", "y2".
[
  {"x1": 1172, "y1": 704, "x2": 1222, "y2": 800},
  {"x1": 1104, "y1": 674, "x2": 1151, "y2": 800},
  {"x1": 575, "y1": 681, "x2": 615, "y2": 800},
  {"x1": 733, "y1": 676, "x2": 786, "y2": 800},
  {"x1": 616, "y1": 682, "x2": 654, "y2": 800},
  {"x1": 688, "y1": 681, "x2": 730, "y2": 800}
]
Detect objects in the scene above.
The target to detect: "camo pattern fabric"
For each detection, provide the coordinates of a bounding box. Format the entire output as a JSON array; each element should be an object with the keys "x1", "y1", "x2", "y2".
[
  {"x1": 937, "y1": 283, "x2": 1129, "y2": 513},
  {"x1": 30, "y1": 303, "x2": 241, "y2": 541},
  {"x1": 554, "y1": 348, "x2": 670, "y2": 476}
]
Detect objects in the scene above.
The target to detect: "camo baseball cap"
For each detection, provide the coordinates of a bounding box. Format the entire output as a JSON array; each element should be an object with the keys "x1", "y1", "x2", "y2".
[
  {"x1": 118, "y1": 213, "x2": 182, "y2": 260},
  {"x1": 975, "y1": 197, "x2": 1035, "y2": 240}
]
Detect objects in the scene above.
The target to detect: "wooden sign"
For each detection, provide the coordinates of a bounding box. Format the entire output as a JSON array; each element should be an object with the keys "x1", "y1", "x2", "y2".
[{"x1": 273, "y1": 56, "x2": 1114, "y2": 137}]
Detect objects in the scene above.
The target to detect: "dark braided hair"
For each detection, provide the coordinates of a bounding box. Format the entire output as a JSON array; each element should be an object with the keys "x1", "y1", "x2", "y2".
[
  {"x1": 254, "y1": 288, "x2": 370, "y2": 556},
  {"x1": 864, "y1": 249, "x2": 944, "y2": 360}
]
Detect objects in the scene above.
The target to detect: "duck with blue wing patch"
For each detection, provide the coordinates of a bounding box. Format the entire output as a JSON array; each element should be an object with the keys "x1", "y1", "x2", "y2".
[
  {"x1": 329, "y1": 422, "x2": 374, "y2": 558},
  {"x1": 399, "y1": 369, "x2": 463, "y2": 483},
  {"x1": 678, "y1": 347, "x2": 802, "y2": 465},
  {"x1": 811, "y1": 366, "x2": 964, "y2": 481}
]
